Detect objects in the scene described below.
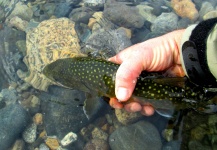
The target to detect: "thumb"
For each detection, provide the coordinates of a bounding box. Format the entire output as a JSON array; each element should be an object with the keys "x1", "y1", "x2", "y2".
[
  {"x1": 114, "y1": 58, "x2": 144, "y2": 101},
  {"x1": 108, "y1": 43, "x2": 153, "y2": 101}
]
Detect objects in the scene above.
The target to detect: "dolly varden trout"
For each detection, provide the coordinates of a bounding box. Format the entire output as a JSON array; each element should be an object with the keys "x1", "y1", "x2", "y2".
[{"x1": 43, "y1": 57, "x2": 217, "y2": 118}]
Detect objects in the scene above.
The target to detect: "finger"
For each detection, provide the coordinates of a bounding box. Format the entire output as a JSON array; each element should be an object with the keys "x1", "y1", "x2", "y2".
[
  {"x1": 108, "y1": 50, "x2": 126, "y2": 64},
  {"x1": 141, "y1": 105, "x2": 155, "y2": 116},
  {"x1": 109, "y1": 98, "x2": 123, "y2": 109},
  {"x1": 115, "y1": 59, "x2": 144, "y2": 101},
  {"x1": 124, "y1": 102, "x2": 142, "y2": 112},
  {"x1": 108, "y1": 43, "x2": 146, "y2": 64}
]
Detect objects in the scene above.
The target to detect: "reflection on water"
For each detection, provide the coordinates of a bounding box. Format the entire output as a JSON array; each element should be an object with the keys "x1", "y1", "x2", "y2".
[{"x1": 0, "y1": 0, "x2": 217, "y2": 149}]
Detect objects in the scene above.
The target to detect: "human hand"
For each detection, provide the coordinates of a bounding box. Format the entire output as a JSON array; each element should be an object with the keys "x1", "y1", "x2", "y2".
[{"x1": 109, "y1": 29, "x2": 186, "y2": 116}]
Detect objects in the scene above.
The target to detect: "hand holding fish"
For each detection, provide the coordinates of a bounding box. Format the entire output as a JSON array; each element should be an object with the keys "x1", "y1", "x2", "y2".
[
  {"x1": 43, "y1": 19, "x2": 217, "y2": 118},
  {"x1": 109, "y1": 29, "x2": 186, "y2": 116}
]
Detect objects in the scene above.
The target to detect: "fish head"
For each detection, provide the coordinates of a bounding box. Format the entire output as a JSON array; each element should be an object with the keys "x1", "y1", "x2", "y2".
[
  {"x1": 43, "y1": 59, "x2": 62, "y2": 82},
  {"x1": 43, "y1": 58, "x2": 91, "y2": 92}
]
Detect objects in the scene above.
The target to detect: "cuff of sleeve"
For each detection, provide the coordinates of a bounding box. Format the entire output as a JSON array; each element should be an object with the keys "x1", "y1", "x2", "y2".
[
  {"x1": 180, "y1": 24, "x2": 197, "y2": 78},
  {"x1": 207, "y1": 24, "x2": 217, "y2": 81},
  {"x1": 180, "y1": 18, "x2": 217, "y2": 87}
]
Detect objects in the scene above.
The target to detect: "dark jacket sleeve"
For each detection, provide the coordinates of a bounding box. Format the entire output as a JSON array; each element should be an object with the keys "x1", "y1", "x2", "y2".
[{"x1": 180, "y1": 18, "x2": 217, "y2": 87}]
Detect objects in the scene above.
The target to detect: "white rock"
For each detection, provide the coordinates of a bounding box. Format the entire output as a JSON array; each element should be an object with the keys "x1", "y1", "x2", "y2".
[{"x1": 60, "y1": 132, "x2": 77, "y2": 146}]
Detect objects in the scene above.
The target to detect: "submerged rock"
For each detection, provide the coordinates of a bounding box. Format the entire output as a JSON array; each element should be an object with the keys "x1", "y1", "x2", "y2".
[
  {"x1": 0, "y1": 103, "x2": 30, "y2": 150},
  {"x1": 151, "y1": 12, "x2": 178, "y2": 35},
  {"x1": 0, "y1": 88, "x2": 18, "y2": 105},
  {"x1": 11, "y1": 139, "x2": 25, "y2": 150},
  {"x1": 84, "y1": 0, "x2": 106, "y2": 10},
  {"x1": 7, "y1": 16, "x2": 29, "y2": 31},
  {"x1": 75, "y1": 22, "x2": 92, "y2": 43},
  {"x1": 177, "y1": 18, "x2": 192, "y2": 29},
  {"x1": 54, "y1": 2, "x2": 72, "y2": 18},
  {"x1": 60, "y1": 132, "x2": 78, "y2": 146},
  {"x1": 103, "y1": 1, "x2": 144, "y2": 28},
  {"x1": 0, "y1": 0, "x2": 24, "y2": 21},
  {"x1": 115, "y1": 108, "x2": 143, "y2": 125},
  {"x1": 162, "y1": 141, "x2": 181, "y2": 150},
  {"x1": 91, "y1": 127, "x2": 108, "y2": 141},
  {"x1": 146, "y1": 0, "x2": 169, "y2": 16},
  {"x1": 83, "y1": 27, "x2": 132, "y2": 59},
  {"x1": 171, "y1": 0, "x2": 199, "y2": 21},
  {"x1": 22, "y1": 123, "x2": 37, "y2": 144},
  {"x1": 203, "y1": 10, "x2": 217, "y2": 20},
  {"x1": 0, "y1": 26, "x2": 26, "y2": 89},
  {"x1": 199, "y1": 2, "x2": 215, "y2": 20},
  {"x1": 84, "y1": 139, "x2": 109, "y2": 150},
  {"x1": 6, "y1": 1, "x2": 33, "y2": 22},
  {"x1": 39, "y1": 86, "x2": 88, "y2": 139},
  {"x1": 188, "y1": 140, "x2": 212, "y2": 150},
  {"x1": 23, "y1": 18, "x2": 84, "y2": 91},
  {"x1": 69, "y1": 7, "x2": 95, "y2": 24},
  {"x1": 136, "y1": 4, "x2": 157, "y2": 23},
  {"x1": 109, "y1": 121, "x2": 162, "y2": 150}
]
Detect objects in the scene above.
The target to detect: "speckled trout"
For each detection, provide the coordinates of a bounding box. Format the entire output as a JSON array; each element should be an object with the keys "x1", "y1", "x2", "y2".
[{"x1": 43, "y1": 57, "x2": 217, "y2": 118}]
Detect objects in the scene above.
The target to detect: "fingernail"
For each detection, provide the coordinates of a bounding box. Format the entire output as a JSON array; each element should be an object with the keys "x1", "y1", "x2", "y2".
[
  {"x1": 129, "y1": 105, "x2": 135, "y2": 112},
  {"x1": 117, "y1": 87, "x2": 129, "y2": 101}
]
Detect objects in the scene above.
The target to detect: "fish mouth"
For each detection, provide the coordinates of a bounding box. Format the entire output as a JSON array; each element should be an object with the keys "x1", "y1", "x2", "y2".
[
  {"x1": 42, "y1": 65, "x2": 56, "y2": 82},
  {"x1": 42, "y1": 65, "x2": 50, "y2": 77}
]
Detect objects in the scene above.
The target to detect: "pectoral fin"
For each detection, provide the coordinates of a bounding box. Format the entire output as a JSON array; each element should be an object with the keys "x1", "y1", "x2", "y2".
[
  {"x1": 83, "y1": 93, "x2": 108, "y2": 120},
  {"x1": 128, "y1": 96, "x2": 175, "y2": 117}
]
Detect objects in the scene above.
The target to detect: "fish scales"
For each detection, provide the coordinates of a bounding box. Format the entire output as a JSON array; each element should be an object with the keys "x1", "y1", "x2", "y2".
[{"x1": 43, "y1": 57, "x2": 216, "y2": 112}]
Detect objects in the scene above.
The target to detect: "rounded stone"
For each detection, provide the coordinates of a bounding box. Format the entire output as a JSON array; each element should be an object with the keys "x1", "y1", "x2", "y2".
[
  {"x1": 23, "y1": 18, "x2": 85, "y2": 91},
  {"x1": 203, "y1": 10, "x2": 217, "y2": 20},
  {"x1": 84, "y1": 139, "x2": 109, "y2": 150},
  {"x1": 115, "y1": 108, "x2": 143, "y2": 125},
  {"x1": 22, "y1": 123, "x2": 37, "y2": 144},
  {"x1": 109, "y1": 121, "x2": 162, "y2": 150}
]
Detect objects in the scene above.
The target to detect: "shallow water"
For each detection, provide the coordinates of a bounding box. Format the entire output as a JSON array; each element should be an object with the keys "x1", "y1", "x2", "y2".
[{"x1": 0, "y1": 0, "x2": 217, "y2": 149}]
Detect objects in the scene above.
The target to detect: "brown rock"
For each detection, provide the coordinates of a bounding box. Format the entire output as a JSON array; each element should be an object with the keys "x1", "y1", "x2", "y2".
[
  {"x1": 39, "y1": 130, "x2": 47, "y2": 138},
  {"x1": 45, "y1": 137, "x2": 60, "y2": 149},
  {"x1": 109, "y1": 126, "x2": 116, "y2": 134},
  {"x1": 7, "y1": 16, "x2": 28, "y2": 31},
  {"x1": 101, "y1": 123, "x2": 109, "y2": 132},
  {"x1": 115, "y1": 108, "x2": 143, "y2": 125},
  {"x1": 88, "y1": 18, "x2": 97, "y2": 29},
  {"x1": 11, "y1": 139, "x2": 25, "y2": 150},
  {"x1": 24, "y1": 18, "x2": 85, "y2": 91},
  {"x1": 118, "y1": 27, "x2": 132, "y2": 39},
  {"x1": 171, "y1": 0, "x2": 199, "y2": 21},
  {"x1": 91, "y1": 127, "x2": 108, "y2": 141},
  {"x1": 84, "y1": 139, "x2": 109, "y2": 150},
  {"x1": 33, "y1": 113, "x2": 43, "y2": 125}
]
